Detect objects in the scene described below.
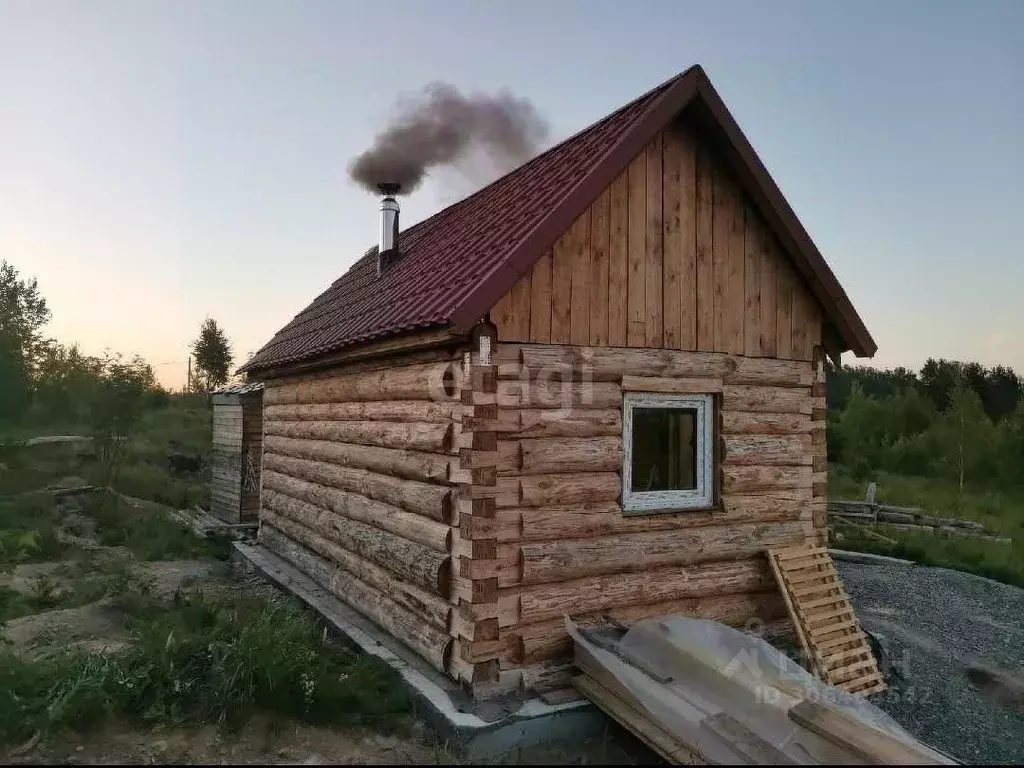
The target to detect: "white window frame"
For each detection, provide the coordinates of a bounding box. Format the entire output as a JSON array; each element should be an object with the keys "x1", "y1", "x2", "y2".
[{"x1": 622, "y1": 392, "x2": 715, "y2": 514}]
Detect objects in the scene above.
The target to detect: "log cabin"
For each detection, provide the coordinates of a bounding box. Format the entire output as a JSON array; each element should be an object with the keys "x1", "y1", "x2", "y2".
[{"x1": 239, "y1": 65, "x2": 875, "y2": 700}]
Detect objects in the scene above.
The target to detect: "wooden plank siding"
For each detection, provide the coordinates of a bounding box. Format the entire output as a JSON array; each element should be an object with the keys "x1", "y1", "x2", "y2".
[
  {"x1": 211, "y1": 404, "x2": 243, "y2": 523},
  {"x1": 489, "y1": 121, "x2": 823, "y2": 361}
]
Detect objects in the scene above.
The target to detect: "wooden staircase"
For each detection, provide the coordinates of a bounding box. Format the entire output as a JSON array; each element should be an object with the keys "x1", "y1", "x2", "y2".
[{"x1": 767, "y1": 545, "x2": 886, "y2": 697}]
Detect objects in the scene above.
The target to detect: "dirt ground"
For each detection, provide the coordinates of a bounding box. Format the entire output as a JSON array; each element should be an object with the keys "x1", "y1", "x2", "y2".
[
  {"x1": 6, "y1": 721, "x2": 651, "y2": 766},
  {"x1": 7, "y1": 719, "x2": 439, "y2": 766}
]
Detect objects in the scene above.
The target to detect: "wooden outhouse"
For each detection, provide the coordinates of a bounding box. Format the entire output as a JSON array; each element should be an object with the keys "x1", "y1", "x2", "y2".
[
  {"x1": 240, "y1": 66, "x2": 875, "y2": 699},
  {"x1": 210, "y1": 382, "x2": 264, "y2": 523}
]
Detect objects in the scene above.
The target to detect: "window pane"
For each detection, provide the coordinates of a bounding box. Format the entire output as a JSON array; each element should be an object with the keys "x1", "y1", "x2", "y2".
[{"x1": 630, "y1": 407, "x2": 698, "y2": 493}]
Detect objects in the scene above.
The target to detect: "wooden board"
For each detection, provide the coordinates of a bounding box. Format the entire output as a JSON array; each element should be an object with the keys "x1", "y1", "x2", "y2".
[
  {"x1": 767, "y1": 545, "x2": 886, "y2": 697},
  {"x1": 574, "y1": 674, "x2": 706, "y2": 764},
  {"x1": 788, "y1": 700, "x2": 951, "y2": 765}
]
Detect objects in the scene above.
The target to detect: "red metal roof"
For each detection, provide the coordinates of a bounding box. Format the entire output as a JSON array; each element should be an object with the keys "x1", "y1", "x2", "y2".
[
  {"x1": 241, "y1": 73, "x2": 682, "y2": 374},
  {"x1": 242, "y1": 66, "x2": 874, "y2": 374}
]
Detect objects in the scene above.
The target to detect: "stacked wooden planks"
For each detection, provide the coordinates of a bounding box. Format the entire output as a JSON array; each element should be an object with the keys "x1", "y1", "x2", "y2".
[
  {"x1": 829, "y1": 500, "x2": 1011, "y2": 544},
  {"x1": 569, "y1": 617, "x2": 954, "y2": 765},
  {"x1": 766, "y1": 545, "x2": 886, "y2": 697}
]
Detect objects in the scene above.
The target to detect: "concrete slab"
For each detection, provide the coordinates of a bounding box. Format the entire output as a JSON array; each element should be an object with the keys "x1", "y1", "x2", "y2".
[{"x1": 232, "y1": 542, "x2": 604, "y2": 758}]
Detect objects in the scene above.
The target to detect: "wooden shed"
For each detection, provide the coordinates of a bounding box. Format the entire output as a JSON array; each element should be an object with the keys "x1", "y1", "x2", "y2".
[
  {"x1": 240, "y1": 65, "x2": 875, "y2": 700},
  {"x1": 210, "y1": 382, "x2": 264, "y2": 523}
]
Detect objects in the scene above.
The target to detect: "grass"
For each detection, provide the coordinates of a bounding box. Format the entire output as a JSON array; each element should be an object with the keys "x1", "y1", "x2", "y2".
[
  {"x1": 0, "y1": 591, "x2": 411, "y2": 746},
  {"x1": 0, "y1": 493, "x2": 67, "y2": 566},
  {"x1": 830, "y1": 464, "x2": 1024, "y2": 587},
  {"x1": 84, "y1": 491, "x2": 232, "y2": 562},
  {"x1": 1, "y1": 393, "x2": 211, "y2": 512},
  {"x1": 0, "y1": 584, "x2": 66, "y2": 625},
  {"x1": 834, "y1": 523, "x2": 1024, "y2": 588},
  {"x1": 0, "y1": 397, "x2": 415, "y2": 750},
  {"x1": 0, "y1": 394, "x2": 221, "y2": 563}
]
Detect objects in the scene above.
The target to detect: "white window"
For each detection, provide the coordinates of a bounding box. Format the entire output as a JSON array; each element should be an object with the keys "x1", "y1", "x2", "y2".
[{"x1": 622, "y1": 393, "x2": 715, "y2": 513}]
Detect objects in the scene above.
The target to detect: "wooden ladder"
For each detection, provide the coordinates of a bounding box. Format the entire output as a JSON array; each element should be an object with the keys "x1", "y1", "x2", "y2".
[{"x1": 766, "y1": 545, "x2": 887, "y2": 697}]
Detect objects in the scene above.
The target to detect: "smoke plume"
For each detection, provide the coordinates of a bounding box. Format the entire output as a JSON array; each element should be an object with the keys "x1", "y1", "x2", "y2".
[{"x1": 349, "y1": 82, "x2": 550, "y2": 194}]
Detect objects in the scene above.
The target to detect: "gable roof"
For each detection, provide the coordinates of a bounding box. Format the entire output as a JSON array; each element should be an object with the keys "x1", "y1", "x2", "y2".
[{"x1": 242, "y1": 65, "x2": 875, "y2": 374}]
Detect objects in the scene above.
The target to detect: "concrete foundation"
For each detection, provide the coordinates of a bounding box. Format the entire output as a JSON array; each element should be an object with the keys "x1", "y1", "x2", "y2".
[{"x1": 231, "y1": 542, "x2": 604, "y2": 758}]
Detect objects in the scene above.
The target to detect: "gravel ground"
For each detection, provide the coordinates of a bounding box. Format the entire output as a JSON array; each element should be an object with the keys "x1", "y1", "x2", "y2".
[{"x1": 838, "y1": 559, "x2": 1024, "y2": 765}]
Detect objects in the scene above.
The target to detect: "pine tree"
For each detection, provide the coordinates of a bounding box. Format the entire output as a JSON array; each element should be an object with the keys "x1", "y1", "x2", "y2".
[{"x1": 190, "y1": 318, "x2": 233, "y2": 391}]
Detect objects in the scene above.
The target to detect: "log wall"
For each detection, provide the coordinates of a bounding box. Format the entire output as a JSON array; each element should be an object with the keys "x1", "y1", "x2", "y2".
[
  {"x1": 253, "y1": 342, "x2": 826, "y2": 699},
  {"x1": 257, "y1": 357, "x2": 466, "y2": 675},
  {"x1": 489, "y1": 118, "x2": 824, "y2": 361},
  {"x1": 485, "y1": 342, "x2": 824, "y2": 695}
]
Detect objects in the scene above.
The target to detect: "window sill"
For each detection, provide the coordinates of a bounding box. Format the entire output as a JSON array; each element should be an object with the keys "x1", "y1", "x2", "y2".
[{"x1": 622, "y1": 503, "x2": 725, "y2": 517}]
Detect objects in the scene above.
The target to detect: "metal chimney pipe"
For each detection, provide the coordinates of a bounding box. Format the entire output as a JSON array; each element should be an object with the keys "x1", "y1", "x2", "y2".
[{"x1": 377, "y1": 183, "x2": 401, "y2": 275}]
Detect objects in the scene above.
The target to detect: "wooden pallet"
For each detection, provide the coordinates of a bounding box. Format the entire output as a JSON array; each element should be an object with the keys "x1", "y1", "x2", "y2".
[{"x1": 766, "y1": 545, "x2": 886, "y2": 697}]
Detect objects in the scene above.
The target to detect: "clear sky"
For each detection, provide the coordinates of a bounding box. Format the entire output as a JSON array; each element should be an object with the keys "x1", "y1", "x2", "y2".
[{"x1": 3, "y1": 0, "x2": 1022, "y2": 388}]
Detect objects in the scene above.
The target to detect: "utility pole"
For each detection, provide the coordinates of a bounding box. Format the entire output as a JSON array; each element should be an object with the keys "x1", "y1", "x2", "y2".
[{"x1": 186, "y1": 355, "x2": 192, "y2": 394}]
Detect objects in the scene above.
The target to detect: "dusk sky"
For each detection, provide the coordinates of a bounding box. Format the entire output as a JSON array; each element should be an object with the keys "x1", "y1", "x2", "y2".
[{"x1": 3, "y1": 0, "x2": 1021, "y2": 388}]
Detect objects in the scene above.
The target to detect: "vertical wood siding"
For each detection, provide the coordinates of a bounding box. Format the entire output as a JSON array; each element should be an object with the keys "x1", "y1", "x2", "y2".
[
  {"x1": 490, "y1": 120, "x2": 823, "y2": 361},
  {"x1": 211, "y1": 404, "x2": 243, "y2": 522}
]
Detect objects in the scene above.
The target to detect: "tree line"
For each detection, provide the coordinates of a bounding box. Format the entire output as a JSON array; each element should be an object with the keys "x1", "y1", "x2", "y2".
[
  {"x1": 0, "y1": 260, "x2": 235, "y2": 426},
  {"x1": 828, "y1": 359, "x2": 1024, "y2": 491}
]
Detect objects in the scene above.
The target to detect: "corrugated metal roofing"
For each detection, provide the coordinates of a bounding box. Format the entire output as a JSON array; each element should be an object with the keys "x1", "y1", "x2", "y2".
[
  {"x1": 240, "y1": 72, "x2": 681, "y2": 373},
  {"x1": 212, "y1": 381, "x2": 265, "y2": 395}
]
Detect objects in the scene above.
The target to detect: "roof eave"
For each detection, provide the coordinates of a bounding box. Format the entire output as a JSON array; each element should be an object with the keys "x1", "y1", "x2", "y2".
[{"x1": 240, "y1": 325, "x2": 466, "y2": 380}]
